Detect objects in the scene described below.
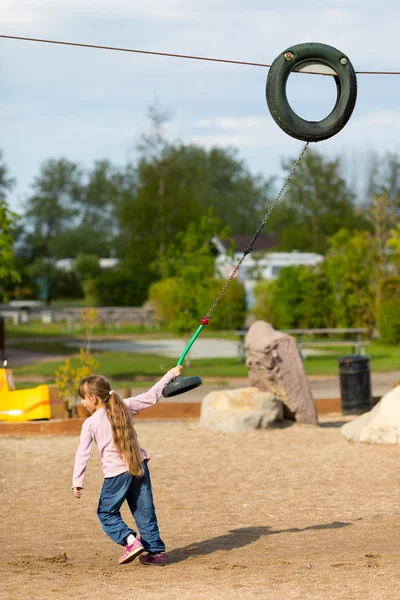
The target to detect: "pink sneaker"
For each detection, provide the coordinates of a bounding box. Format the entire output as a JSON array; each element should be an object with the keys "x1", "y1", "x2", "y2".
[
  {"x1": 139, "y1": 552, "x2": 166, "y2": 567},
  {"x1": 118, "y1": 537, "x2": 144, "y2": 565}
]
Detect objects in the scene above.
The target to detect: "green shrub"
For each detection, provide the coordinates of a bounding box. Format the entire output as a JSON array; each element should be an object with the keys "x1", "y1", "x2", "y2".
[
  {"x1": 92, "y1": 269, "x2": 147, "y2": 306},
  {"x1": 53, "y1": 270, "x2": 83, "y2": 300},
  {"x1": 381, "y1": 275, "x2": 400, "y2": 300},
  {"x1": 148, "y1": 278, "x2": 178, "y2": 324},
  {"x1": 252, "y1": 280, "x2": 279, "y2": 326},
  {"x1": 272, "y1": 266, "x2": 309, "y2": 328},
  {"x1": 205, "y1": 278, "x2": 246, "y2": 330},
  {"x1": 148, "y1": 277, "x2": 246, "y2": 331},
  {"x1": 379, "y1": 276, "x2": 400, "y2": 343},
  {"x1": 379, "y1": 300, "x2": 400, "y2": 344},
  {"x1": 253, "y1": 264, "x2": 337, "y2": 330},
  {"x1": 301, "y1": 267, "x2": 337, "y2": 328}
]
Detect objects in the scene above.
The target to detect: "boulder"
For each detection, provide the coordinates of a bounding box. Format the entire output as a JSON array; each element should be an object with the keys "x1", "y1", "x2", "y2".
[
  {"x1": 341, "y1": 385, "x2": 400, "y2": 444},
  {"x1": 245, "y1": 321, "x2": 318, "y2": 425},
  {"x1": 199, "y1": 387, "x2": 283, "y2": 433}
]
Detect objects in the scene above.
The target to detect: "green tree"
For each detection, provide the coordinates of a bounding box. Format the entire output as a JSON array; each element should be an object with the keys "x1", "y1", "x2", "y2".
[
  {"x1": 364, "y1": 192, "x2": 398, "y2": 319},
  {"x1": 22, "y1": 158, "x2": 83, "y2": 304},
  {"x1": 388, "y1": 223, "x2": 400, "y2": 262},
  {"x1": 255, "y1": 264, "x2": 336, "y2": 330},
  {"x1": 74, "y1": 254, "x2": 102, "y2": 304},
  {"x1": 0, "y1": 151, "x2": 15, "y2": 200},
  {"x1": 118, "y1": 105, "x2": 275, "y2": 300},
  {"x1": 324, "y1": 229, "x2": 378, "y2": 330},
  {"x1": 74, "y1": 254, "x2": 101, "y2": 281},
  {"x1": 301, "y1": 266, "x2": 337, "y2": 328},
  {"x1": 365, "y1": 151, "x2": 400, "y2": 207},
  {"x1": 272, "y1": 266, "x2": 309, "y2": 328},
  {"x1": 91, "y1": 269, "x2": 143, "y2": 307},
  {"x1": 0, "y1": 201, "x2": 20, "y2": 298},
  {"x1": 24, "y1": 158, "x2": 83, "y2": 252},
  {"x1": 51, "y1": 160, "x2": 121, "y2": 259},
  {"x1": 0, "y1": 153, "x2": 20, "y2": 299},
  {"x1": 148, "y1": 211, "x2": 245, "y2": 345},
  {"x1": 252, "y1": 279, "x2": 279, "y2": 326},
  {"x1": 155, "y1": 212, "x2": 228, "y2": 335},
  {"x1": 378, "y1": 276, "x2": 400, "y2": 343},
  {"x1": 267, "y1": 149, "x2": 366, "y2": 253}
]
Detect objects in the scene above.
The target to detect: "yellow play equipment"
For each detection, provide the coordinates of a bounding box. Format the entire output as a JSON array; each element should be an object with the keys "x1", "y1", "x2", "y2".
[{"x1": 0, "y1": 368, "x2": 64, "y2": 422}]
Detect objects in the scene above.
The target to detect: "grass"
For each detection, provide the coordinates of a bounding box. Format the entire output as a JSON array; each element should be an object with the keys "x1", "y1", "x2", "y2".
[
  {"x1": 12, "y1": 353, "x2": 249, "y2": 381},
  {"x1": 5, "y1": 318, "x2": 400, "y2": 384},
  {"x1": 302, "y1": 343, "x2": 400, "y2": 375},
  {"x1": 5, "y1": 321, "x2": 170, "y2": 339},
  {"x1": 5, "y1": 320, "x2": 239, "y2": 341},
  {"x1": 10, "y1": 342, "x2": 400, "y2": 386},
  {"x1": 10, "y1": 341, "x2": 78, "y2": 355}
]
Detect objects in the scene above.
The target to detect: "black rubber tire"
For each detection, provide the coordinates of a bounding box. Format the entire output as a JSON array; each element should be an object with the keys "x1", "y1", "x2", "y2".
[{"x1": 266, "y1": 42, "x2": 357, "y2": 142}]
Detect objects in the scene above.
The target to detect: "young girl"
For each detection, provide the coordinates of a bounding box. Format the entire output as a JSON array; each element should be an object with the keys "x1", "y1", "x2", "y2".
[{"x1": 72, "y1": 366, "x2": 183, "y2": 567}]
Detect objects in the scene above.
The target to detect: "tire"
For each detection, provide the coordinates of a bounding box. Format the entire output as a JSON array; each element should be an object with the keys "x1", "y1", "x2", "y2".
[{"x1": 266, "y1": 42, "x2": 357, "y2": 142}]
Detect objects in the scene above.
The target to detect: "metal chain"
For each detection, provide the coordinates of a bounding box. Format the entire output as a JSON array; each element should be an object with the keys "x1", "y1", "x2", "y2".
[{"x1": 206, "y1": 141, "x2": 309, "y2": 319}]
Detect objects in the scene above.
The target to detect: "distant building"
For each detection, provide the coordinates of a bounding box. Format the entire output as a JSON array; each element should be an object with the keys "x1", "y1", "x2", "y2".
[
  {"x1": 212, "y1": 236, "x2": 324, "y2": 307},
  {"x1": 55, "y1": 258, "x2": 120, "y2": 272}
]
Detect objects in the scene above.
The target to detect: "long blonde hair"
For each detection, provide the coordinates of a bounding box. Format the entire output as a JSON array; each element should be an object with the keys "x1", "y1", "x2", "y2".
[{"x1": 78, "y1": 375, "x2": 144, "y2": 477}]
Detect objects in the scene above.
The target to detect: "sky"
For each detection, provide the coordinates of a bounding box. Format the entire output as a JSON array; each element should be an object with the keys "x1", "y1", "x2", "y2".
[{"x1": 1, "y1": 0, "x2": 400, "y2": 212}]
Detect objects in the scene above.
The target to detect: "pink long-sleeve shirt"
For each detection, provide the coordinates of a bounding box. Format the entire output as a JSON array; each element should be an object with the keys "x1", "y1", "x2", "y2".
[{"x1": 72, "y1": 371, "x2": 176, "y2": 488}]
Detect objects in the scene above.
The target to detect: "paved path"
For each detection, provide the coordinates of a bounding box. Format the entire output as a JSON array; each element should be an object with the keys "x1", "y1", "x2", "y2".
[
  {"x1": 66, "y1": 338, "x2": 242, "y2": 359},
  {"x1": 6, "y1": 339, "x2": 400, "y2": 401},
  {"x1": 66, "y1": 338, "x2": 323, "y2": 359}
]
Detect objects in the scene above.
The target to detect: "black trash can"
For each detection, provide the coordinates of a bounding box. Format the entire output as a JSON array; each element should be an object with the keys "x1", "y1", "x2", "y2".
[{"x1": 338, "y1": 355, "x2": 372, "y2": 414}]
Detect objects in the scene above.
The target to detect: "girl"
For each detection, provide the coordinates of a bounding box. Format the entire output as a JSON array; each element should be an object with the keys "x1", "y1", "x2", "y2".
[{"x1": 72, "y1": 366, "x2": 183, "y2": 566}]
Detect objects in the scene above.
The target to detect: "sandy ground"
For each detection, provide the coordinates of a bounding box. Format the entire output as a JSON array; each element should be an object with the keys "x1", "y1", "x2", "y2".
[{"x1": 1, "y1": 417, "x2": 400, "y2": 600}]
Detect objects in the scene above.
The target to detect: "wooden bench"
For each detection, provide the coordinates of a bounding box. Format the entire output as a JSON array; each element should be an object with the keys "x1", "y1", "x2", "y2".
[{"x1": 235, "y1": 328, "x2": 370, "y2": 362}]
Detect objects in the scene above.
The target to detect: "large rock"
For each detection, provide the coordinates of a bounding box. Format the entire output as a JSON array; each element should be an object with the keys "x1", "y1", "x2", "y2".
[
  {"x1": 341, "y1": 385, "x2": 400, "y2": 444},
  {"x1": 245, "y1": 321, "x2": 318, "y2": 425},
  {"x1": 199, "y1": 387, "x2": 283, "y2": 433}
]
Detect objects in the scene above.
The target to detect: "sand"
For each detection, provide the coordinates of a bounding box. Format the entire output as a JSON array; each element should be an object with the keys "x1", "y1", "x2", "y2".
[{"x1": 1, "y1": 416, "x2": 400, "y2": 600}]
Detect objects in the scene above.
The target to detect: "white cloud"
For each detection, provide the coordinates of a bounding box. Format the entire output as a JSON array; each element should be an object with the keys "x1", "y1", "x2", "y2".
[
  {"x1": 190, "y1": 106, "x2": 400, "y2": 159},
  {"x1": 355, "y1": 110, "x2": 400, "y2": 128},
  {"x1": 191, "y1": 116, "x2": 285, "y2": 149},
  {"x1": 0, "y1": 0, "x2": 214, "y2": 23},
  {"x1": 0, "y1": 0, "x2": 49, "y2": 24},
  {"x1": 196, "y1": 117, "x2": 261, "y2": 130}
]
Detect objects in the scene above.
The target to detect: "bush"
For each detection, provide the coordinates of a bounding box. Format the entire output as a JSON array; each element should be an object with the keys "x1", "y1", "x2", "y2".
[
  {"x1": 381, "y1": 275, "x2": 400, "y2": 300},
  {"x1": 272, "y1": 266, "x2": 309, "y2": 328},
  {"x1": 251, "y1": 265, "x2": 337, "y2": 330},
  {"x1": 205, "y1": 278, "x2": 246, "y2": 330},
  {"x1": 53, "y1": 270, "x2": 83, "y2": 300},
  {"x1": 379, "y1": 300, "x2": 400, "y2": 344},
  {"x1": 92, "y1": 269, "x2": 148, "y2": 307},
  {"x1": 74, "y1": 254, "x2": 101, "y2": 281},
  {"x1": 148, "y1": 277, "x2": 246, "y2": 331},
  {"x1": 379, "y1": 276, "x2": 400, "y2": 343},
  {"x1": 148, "y1": 278, "x2": 179, "y2": 324},
  {"x1": 301, "y1": 267, "x2": 337, "y2": 328},
  {"x1": 251, "y1": 280, "x2": 279, "y2": 326}
]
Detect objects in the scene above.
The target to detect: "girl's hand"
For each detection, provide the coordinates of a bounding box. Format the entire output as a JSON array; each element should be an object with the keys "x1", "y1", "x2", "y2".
[
  {"x1": 73, "y1": 487, "x2": 82, "y2": 499},
  {"x1": 170, "y1": 366, "x2": 183, "y2": 377}
]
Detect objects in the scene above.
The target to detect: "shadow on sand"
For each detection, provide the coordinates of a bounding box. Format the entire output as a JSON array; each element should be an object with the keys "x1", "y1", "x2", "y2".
[{"x1": 165, "y1": 521, "x2": 352, "y2": 564}]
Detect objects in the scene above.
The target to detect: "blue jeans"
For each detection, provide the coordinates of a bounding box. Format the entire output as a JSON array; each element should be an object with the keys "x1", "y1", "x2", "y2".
[{"x1": 97, "y1": 462, "x2": 165, "y2": 553}]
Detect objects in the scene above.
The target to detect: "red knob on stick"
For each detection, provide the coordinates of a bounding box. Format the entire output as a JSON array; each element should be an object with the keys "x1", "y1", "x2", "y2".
[{"x1": 200, "y1": 317, "x2": 209, "y2": 325}]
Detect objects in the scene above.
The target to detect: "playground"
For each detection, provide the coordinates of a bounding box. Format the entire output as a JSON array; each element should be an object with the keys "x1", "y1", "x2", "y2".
[
  {"x1": 2, "y1": 8, "x2": 400, "y2": 599},
  {"x1": 1, "y1": 417, "x2": 399, "y2": 600}
]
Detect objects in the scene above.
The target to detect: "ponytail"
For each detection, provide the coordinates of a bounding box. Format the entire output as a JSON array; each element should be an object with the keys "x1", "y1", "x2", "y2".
[
  {"x1": 105, "y1": 391, "x2": 144, "y2": 478},
  {"x1": 78, "y1": 375, "x2": 144, "y2": 477}
]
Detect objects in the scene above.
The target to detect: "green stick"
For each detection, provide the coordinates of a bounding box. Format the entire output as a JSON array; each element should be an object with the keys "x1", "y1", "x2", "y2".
[{"x1": 177, "y1": 325, "x2": 204, "y2": 366}]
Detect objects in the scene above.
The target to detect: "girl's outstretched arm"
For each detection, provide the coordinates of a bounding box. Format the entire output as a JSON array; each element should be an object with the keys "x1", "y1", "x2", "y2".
[{"x1": 124, "y1": 366, "x2": 182, "y2": 414}]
